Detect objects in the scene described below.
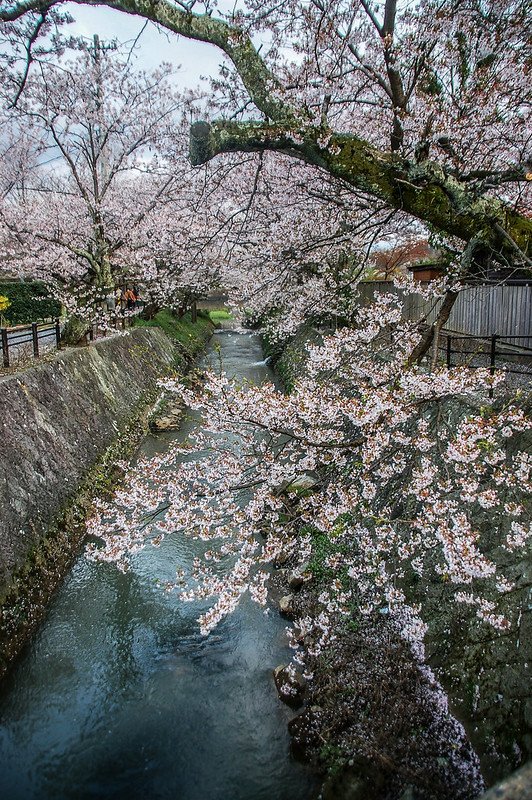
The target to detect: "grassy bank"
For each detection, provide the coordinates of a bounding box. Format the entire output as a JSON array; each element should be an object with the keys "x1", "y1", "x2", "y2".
[
  {"x1": 133, "y1": 309, "x2": 213, "y2": 369},
  {"x1": 208, "y1": 309, "x2": 233, "y2": 324}
]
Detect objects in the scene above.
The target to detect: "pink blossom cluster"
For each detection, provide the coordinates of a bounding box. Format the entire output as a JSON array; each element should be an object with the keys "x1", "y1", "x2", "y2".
[{"x1": 87, "y1": 289, "x2": 530, "y2": 644}]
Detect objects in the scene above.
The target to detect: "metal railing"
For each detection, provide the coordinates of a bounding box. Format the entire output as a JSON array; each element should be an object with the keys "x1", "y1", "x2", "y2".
[
  {"x1": 357, "y1": 281, "x2": 532, "y2": 349},
  {"x1": 441, "y1": 332, "x2": 532, "y2": 394},
  {"x1": 0, "y1": 308, "x2": 148, "y2": 369},
  {"x1": 1, "y1": 319, "x2": 61, "y2": 368}
]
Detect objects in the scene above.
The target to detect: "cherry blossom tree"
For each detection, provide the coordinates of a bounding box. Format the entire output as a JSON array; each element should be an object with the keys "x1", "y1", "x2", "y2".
[
  {"x1": 86, "y1": 288, "x2": 531, "y2": 639},
  {"x1": 0, "y1": 37, "x2": 221, "y2": 331},
  {"x1": 1, "y1": 1, "x2": 530, "y2": 272},
  {"x1": 159, "y1": 144, "x2": 423, "y2": 337}
]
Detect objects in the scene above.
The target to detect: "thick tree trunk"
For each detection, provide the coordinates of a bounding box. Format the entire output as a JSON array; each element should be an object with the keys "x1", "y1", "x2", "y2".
[
  {"x1": 141, "y1": 302, "x2": 159, "y2": 320},
  {"x1": 61, "y1": 314, "x2": 91, "y2": 345}
]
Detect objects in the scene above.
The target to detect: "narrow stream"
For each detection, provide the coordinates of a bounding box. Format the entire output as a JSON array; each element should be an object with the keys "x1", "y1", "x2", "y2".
[{"x1": 0, "y1": 331, "x2": 316, "y2": 800}]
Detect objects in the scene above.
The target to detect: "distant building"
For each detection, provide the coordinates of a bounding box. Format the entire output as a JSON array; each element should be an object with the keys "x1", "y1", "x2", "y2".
[{"x1": 369, "y1": 240, "x2": 437, "y2": 280}]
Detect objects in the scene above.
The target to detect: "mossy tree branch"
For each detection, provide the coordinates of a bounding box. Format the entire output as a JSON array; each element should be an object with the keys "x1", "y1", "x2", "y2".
[
  {"x1": 190, "y1": 119, "x2": 532, "y2": 266},
  {"x1": 2, "y1": 1, "x2": 531, "y2": 266}
]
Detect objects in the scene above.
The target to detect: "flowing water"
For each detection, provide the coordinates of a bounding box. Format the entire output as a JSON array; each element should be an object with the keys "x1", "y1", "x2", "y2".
[{"x1": 0, "y1": 331, "x2": 317, "y2": 800}]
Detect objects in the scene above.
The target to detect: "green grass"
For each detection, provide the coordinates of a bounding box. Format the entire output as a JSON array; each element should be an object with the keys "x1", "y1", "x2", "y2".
[
  {"x1": 208, "y1": 309, "x2": 233, "y2": 323},
  {"x1": 132, "y1": 309, "x2": 212, "y2": 356}
]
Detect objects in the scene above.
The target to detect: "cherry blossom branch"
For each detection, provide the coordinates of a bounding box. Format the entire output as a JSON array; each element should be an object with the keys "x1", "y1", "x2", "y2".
[
  {"x1": 189, "y1": 119, "x2": 532, "y2": 267},
  {"x1": 1, "y1": 0, "x2": 298, "y2": 122}
]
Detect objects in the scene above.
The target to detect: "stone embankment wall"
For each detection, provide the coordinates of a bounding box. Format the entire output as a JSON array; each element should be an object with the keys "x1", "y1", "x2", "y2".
[
  {"x1": 0, "y1": 323, "x2": 214, "y2": 678},
  {"x1": 0, "y1": 328, "x2": 177, "y2": 597}
]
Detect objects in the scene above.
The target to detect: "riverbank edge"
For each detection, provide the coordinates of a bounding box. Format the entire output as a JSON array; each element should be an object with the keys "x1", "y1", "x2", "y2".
[
  {"x1": 0, "y1": 312, "x2": 213, "y2": 683},
  {"x1": 263, "y1": 325, "x2": 531, "y2": 798}
]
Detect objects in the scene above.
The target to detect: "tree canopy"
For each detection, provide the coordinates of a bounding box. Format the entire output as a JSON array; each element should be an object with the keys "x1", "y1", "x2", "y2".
[{"x1": 1, "y1": 0, "x2": 530, "y2": 272}]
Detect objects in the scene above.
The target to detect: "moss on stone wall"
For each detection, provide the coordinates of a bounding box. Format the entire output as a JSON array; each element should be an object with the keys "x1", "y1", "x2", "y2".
[
  {"x1": 0, "y1": 389, "x2": 156, "y2": 680},
  {"x1": 0, "y1": 314, "x2": 213, "y2": 682},
  {"x1": 262, "y1": 322, "x2": 321, "y2": 392}
]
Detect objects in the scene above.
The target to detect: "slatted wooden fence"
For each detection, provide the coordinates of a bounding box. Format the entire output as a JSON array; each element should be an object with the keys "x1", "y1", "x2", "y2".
[{"x1": 358, "y1": 282, "x2": 532, "y2": 348}]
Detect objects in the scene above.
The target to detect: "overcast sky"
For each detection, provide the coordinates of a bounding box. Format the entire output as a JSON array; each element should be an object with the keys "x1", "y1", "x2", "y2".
[{"x1": 63, "y1": 3, "x2": 227, "y2": 89}]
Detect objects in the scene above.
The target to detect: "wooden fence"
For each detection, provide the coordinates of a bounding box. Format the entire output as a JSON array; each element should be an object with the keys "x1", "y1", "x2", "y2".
[{"x1": 357, "y1": 282, "x2": 532, "y2": 348}]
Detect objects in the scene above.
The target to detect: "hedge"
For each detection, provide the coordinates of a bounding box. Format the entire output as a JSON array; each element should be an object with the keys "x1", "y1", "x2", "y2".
[{"x1": 0, "y1": 281, "x2": 61, "y2": 325}]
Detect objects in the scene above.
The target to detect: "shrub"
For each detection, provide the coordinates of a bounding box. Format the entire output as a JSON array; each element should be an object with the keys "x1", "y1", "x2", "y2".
[{"x1": 0, "y1": 281, "x2": 61, "y2": 325}]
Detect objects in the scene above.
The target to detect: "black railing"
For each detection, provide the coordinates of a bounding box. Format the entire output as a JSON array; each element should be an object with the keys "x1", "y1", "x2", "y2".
[
  {"x1": 444, "y1": 334, "x2": 532, "y2": 373},
  {"x1": 442, "y1": 332, "x2": 532, "y2": 394},
  {"x1": 0, "y1": 310, "x2": 145, "y2": 369},
  {"x1": 1, "y1": 319, "x2": 61, "y2": 368}
]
